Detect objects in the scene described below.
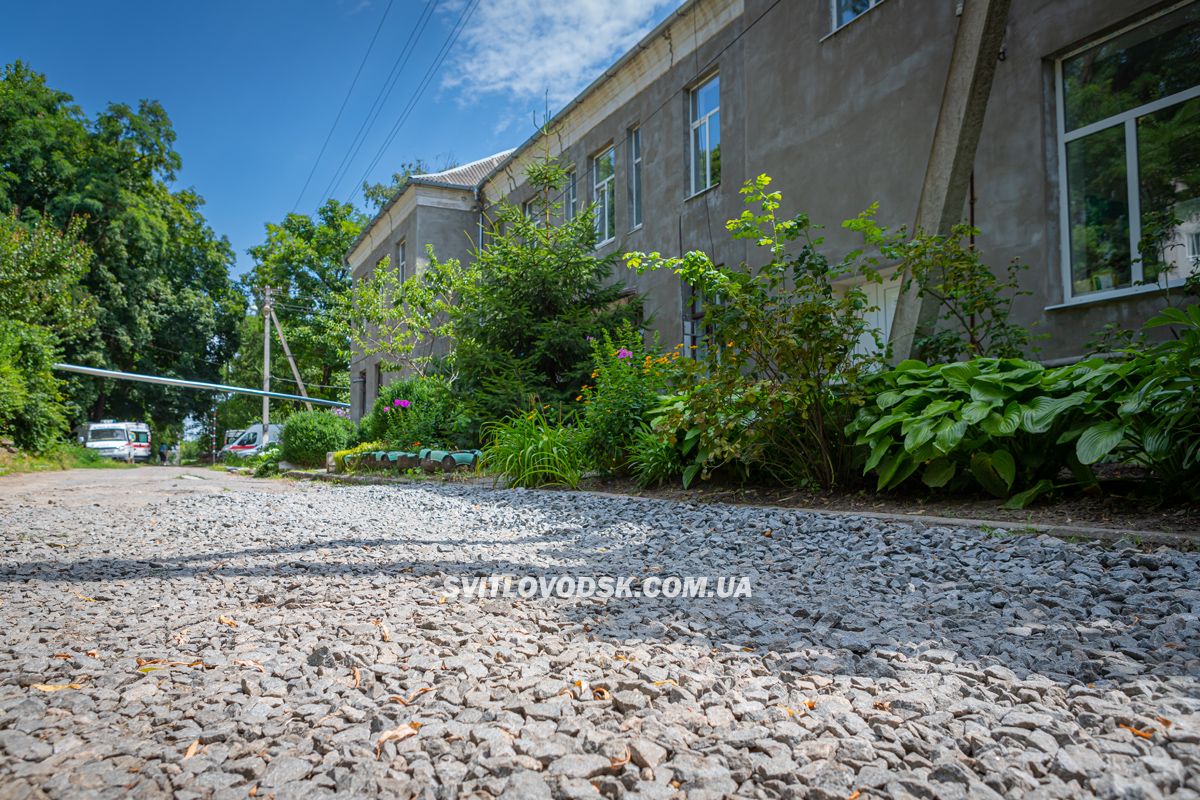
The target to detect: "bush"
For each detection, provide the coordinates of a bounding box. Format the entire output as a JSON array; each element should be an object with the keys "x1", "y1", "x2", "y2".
[
  {"x1": 331, "y1": 440, "x2": 389, "y2": 472},
  {"x1": 628, "y1": 424, "x2": 684, "y2": 488},
  {"x1": 281, "y1": 411, "x2": 354, "y2": 467},
  {"x1": 359, "y1": 376, "x2": 471, "y2": 449},
  {"x1": 626, "y1": 175, "x2": 887, "y2": 490},
  {"x1": 890, "y1": 224, "x2": 1035, "y2": 362},
  {"x1": 0, "y1": 319, "x2": 68, "y2": 452},
  {"x1": 481, "y1": 407, "x2": 589, "y2": 489},
  {"x1": 579, "y1": 324, "x2": 688, "y2": 473},
  {"x1": 850, "y1": 304, "x2": 1200, "y2": 506}
]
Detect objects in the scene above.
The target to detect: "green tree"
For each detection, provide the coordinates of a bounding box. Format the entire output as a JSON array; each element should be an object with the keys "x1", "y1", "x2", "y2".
[
  {"x1": 0, "y1": 61, "x2": 244, "y2": 430},
  {"x1": 454, "y1": 156, "x2": 641, "y2": 424},
  {"x1": 0, "y1": 211, "x2": 94, "y2": 449}
]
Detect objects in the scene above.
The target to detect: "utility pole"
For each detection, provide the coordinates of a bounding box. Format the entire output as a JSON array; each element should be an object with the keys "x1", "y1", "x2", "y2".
[
  {"x1": 262, "y1": 287, "x2": 272, "y2": 447},
  {"x1": 269, "y1": 306, "x2": 313, "y2": 411}
]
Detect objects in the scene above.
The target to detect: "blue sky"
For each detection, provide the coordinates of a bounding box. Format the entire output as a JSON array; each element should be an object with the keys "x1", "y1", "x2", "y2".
[{"x1": 2, "y1": 0, "x2": 678, "y2": 276}]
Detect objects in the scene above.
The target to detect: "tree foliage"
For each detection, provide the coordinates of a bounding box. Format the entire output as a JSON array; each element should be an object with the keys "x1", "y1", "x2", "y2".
[
  {"x1": 0, "y1": 211, "x2": 94, "y2": 449},
  {"x1": 0, "y1": 61, "x2": 244, "y2": 431}
]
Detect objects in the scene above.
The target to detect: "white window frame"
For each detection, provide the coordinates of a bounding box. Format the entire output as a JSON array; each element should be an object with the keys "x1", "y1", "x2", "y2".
[
  {"x1": 1053, "y1": 1, "x2": 1200, "y2": 306},
  {"x1": 629, "y1": 127, "x2": 643, "y2": 230},
  {"x1": 593, "y1": 146, "x2": 616, "y2": 245},
  {"x1": 689, "y1": 74, "x2": 720, "y2": 196},
  {"x1": 565, "y1": 168, "x2": 578, "y2": 221},
  {"x1": 830, "y1": 0, "x2": 884, "y2": 33}
]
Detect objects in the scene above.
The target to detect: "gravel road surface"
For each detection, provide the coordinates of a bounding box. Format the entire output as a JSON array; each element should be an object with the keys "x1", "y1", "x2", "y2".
[{"x1": 1, "y1": 468, "x2": 1197, "y2": 799}]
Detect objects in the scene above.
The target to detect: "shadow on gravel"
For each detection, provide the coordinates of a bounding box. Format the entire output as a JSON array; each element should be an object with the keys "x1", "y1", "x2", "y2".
[{"x1": 3, "y1": 486, "x2": 1197, "y2": 688}]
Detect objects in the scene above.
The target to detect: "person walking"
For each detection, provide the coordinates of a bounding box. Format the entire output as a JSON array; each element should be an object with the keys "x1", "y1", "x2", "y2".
[{"x1": 158, "y1": 442, "x2": 168, "y2": 465}]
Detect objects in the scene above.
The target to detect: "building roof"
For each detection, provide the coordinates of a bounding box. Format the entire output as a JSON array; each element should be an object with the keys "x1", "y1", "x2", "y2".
[
  {"x1": 412, "y1": 150, "x2": 515, "y2": 189},
  {"x1": 346, "y1": 149, "x2": 513, "y2": 266}
]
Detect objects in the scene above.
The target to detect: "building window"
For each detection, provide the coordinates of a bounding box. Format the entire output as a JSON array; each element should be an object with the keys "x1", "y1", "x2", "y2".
[
  {"x1": 1057, "y1": 3, "x2": 1200, "y2": 300},
  {"x1": 565, "y1": 169, "x2": 578, "y2": 220},
  {"x1": 593, "y1": 146, "x2": 616, "y2": 244},
  {"x1": 832, "y1": 0, "x2": 884, "y2": 29},
  {"x1": 629, "y1": 127, "x2": 643, "y2": 229},
  {"x1": 682, "y1": 285, "x2": 717, "y2": 361},
  {"x1": 1189, "y1": 231, "x2": 1200, "y2": 266},
  {"x1": 395, "y1": 239, "x2": 407, "y2": 281},
  {"x1": 690, "y1": 74, "x2": 720, "y2": 195},
  {"x1": 357, "y1": 370, "x2": 367, "y2": 415},
  {"x1": 373, "y1": 362, "x2": 383, "y2": 402}
]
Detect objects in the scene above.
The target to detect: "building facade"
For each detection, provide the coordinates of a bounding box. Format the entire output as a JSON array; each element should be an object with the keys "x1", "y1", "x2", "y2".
[{"x1": 347, "y1": 0, "x2": 1199, "y2": 420}]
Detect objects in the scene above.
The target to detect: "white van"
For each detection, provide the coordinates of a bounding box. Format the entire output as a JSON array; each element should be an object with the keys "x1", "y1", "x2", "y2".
[
  {"x1": 125, "y1": 422, "x2": 153, "y2": 462},
  {"x1": 81, "y1": 421, "x2": 153, "y2": 463},
  {"x1": 219, "y1": 423, "x2": 282, "y2": 459}
]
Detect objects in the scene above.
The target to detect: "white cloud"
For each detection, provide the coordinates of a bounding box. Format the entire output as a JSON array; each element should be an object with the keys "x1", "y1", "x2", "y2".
[{"x1": 440, "y1": 0, "x2": 678, "y2": 108}]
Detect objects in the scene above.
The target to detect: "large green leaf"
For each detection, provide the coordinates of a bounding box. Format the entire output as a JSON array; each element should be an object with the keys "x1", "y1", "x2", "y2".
[
  {"x1": 1075, "y1": 421, "x2": 1128, "y2": 465},
  {"x1": 921, "y1": 458, "x2": 957, "y2": 488},
  {"x1": 864, "y1": 437, "x2": 892, "y2": 472},
  {"x1": 970, "y1": 449, "x2": 1015, "y2": 497},
  {"x1": 875, "y1": 390, "x2": 904, "y2": 410},
  {"x1": 969, "y1": 380, "x2": 1010, "y2": 404},
  {"x1": 933, "y1": 417, "x2": 968, "y2": 453},
  {"x1": 1020, "y1": 392, "x2": 1089, "y2": 434},
  {"x1": 1002, "y1": 479, "x2": 1054, "y2": 509},
  {"x1": 960, "y1": 400, "x2": 994, "y2": 424},
  {"x1": 876, "y1": 450, "x2": 918, "y2": 490},
  {"x1": 940, "y1": 362, "x2": 979, "y2": 393},
  {"x1": 979, "y1": 402, "x2": 1022, "y2": 436}
]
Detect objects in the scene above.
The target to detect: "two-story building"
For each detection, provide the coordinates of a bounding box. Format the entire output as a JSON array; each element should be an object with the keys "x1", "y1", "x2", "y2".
[{"x1": 347, "y1": 0, "x2": 1199, "y2": 420}]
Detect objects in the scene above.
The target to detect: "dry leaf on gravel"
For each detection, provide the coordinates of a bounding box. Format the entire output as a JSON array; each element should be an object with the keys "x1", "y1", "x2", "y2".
[
  {"x1": 232, "y1": 659, "x2": 265, "y2": 673},
  {"x1": 216, "y1": 615, "x2": 238, "y2": 629},
  {"x1": 352, "y1": 667, "x2": 361, "y2": 688},
  {"x1": 389, "y1": 687, "x2": 433, "y2": 706},
  {"x1": 32, "y1": 682, "x2": 84, "y2": 692},
  {"x1": 183, "y1": 740, "x2": 200, "y2": 760},
  {"x1": 593, "y1": 687, "x2": 611, "y2": 701},
  {"x1": 1119, "y1": 723, "x2": 1154, "y2": 739},
  {"x1": 69, "y1": 589, "x2": 96, "y2": 602},
  {"x1": 375, "y1": 722, "x2": 421, "y2": 756}
]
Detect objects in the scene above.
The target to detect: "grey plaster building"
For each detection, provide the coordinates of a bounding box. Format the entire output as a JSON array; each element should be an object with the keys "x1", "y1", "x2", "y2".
[{"x1": 347, "y1": 0, "x2": 1199, "y2": 421}]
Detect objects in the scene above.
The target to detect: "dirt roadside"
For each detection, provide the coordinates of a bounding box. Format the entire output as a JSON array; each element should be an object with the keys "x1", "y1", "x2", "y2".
[{"x1": 0, "y1": 465, "x2": 302, "y2": 510}]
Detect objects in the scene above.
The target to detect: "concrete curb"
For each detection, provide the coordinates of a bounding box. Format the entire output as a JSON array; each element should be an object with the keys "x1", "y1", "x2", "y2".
[{"x1": 283, "y1": 470, "x2": 1198, "y2": 549}]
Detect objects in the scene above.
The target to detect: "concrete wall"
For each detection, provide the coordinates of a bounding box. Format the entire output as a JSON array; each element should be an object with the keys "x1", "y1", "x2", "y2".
[
  {"x1": 479, "y1": 0, "x2": 1175, "y2": 359},
  {"x1": 348, "y1": 185, "x2": 478, "y2": 420},
  {"x1": 975, "y1": 0, "x2": 1170, "y2": 360},
  {"x1": 348, "y1": 0, "x2": 1185, "y2": 414}
]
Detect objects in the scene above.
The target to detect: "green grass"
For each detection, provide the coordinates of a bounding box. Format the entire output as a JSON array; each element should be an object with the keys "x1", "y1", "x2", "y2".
[{"x1": 0, "y1": 442, "x2": 134, "y2": 476}]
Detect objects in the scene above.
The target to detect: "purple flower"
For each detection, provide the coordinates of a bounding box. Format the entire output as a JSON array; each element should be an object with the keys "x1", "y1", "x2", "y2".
[
  {"x1": 393, "y1": 399, "x2": 402, "y2": 407},
  {"x1": 616, "y1": 348, "x2": 633, "y2": 359},
  {"x1": 398, "y1": 399, "x2": 411, "y2": 409}
]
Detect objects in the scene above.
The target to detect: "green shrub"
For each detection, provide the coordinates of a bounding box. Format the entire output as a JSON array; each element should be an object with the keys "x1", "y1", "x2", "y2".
[
  {"x1": 850, "y1": 304, "x2": 1200, "y2": 506},
  {"x1": 359, "y1": 376, "x2": 471, "y2": 449},
  {"x1": 481, "y1": 407, "x2": 588, "y2": 489},
  {"x1": 626, "y1": 175, "x2": 887, "y2": 490},
  {"x1": 1072, "y1": 305, "x2": 1200, "y2": 501},
  {"x1": 629, "y1": 424, "x2": 684, "y2": 488},
  {"x1": 251, "y1": 445, "x2": 284, "y2": 477},
  {"x1": 332, "y1": 440, "x2": 389, "y2": 472},
  {"x1": 281, "y1": 411, "x2": 354, "y2": 467},
  {"x1": 0, "y1": 319, "x2": 68, "y2": 452},
  {"x1": 579, "y1": 324, "x2": 688, "y2": 473},
  {"x1": 890, "y1": 224, "x2": 1035, "y2": 362}
]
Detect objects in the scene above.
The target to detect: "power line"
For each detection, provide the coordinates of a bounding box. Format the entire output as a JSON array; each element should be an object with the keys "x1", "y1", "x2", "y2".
[
  {"x1": 291, "y1": 0, "x2": 398, "y2": 214},
  {"x1": 347, "y1": 0, "x2": 482, "y2": 200},
  {"x1": 319, "y1": 0, "x2": 441, "y2": 203}
]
